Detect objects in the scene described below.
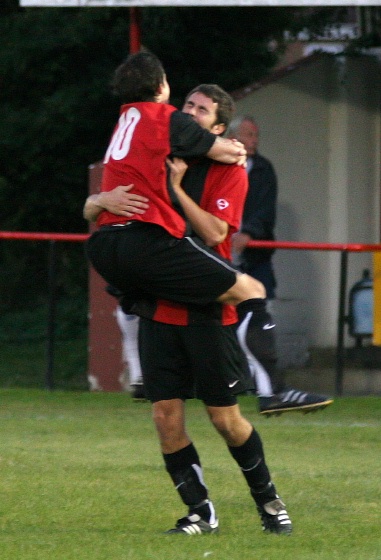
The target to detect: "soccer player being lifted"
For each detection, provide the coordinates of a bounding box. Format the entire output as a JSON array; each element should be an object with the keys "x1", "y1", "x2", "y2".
[
  {"x1": 86, "y1": 51, "x2": 281, "y2": 398},
  {"x1": 85, "y1": 77, "x2": 292, "y2": 536}
]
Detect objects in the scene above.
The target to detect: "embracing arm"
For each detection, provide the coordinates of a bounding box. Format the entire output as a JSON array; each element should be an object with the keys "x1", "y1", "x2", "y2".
[
  {"x1": 171, "y1": 111, "x2": 246, "y2": 167},
  {"x1": 83, "y1": 185, "x2": 149, "y2": 222},
  {"x1": 206, "y1": 137, "x2": 247, "y2": 166},
  {"x1": 167, "y1": 158, "x2": 228, "y2": 247}
]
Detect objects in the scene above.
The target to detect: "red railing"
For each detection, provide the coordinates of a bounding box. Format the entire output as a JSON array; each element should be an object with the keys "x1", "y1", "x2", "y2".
[
  {"x1": 246, "y1": 240, "x2": 381, "y2": 252},
  {"x1": 2, "y1": 230, "x2": 379, "y2": 252},
  {"x1": 0, "y1": 231, "x2": 88, "y2": 242},
  {"x1": 2, "y1": 230, "x2": 381, "y2": 395},
  {"x1": 248, "y1": 240, "x2": 381, "y2": 395}
]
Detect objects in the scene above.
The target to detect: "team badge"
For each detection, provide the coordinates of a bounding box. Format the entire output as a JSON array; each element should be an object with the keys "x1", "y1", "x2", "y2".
[{"x1": 217, "y1": 199, "x2": 229, "y2": 210}]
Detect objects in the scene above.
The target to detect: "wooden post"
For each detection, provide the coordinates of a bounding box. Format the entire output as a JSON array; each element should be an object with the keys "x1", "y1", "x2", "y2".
[
  {"x1": 86, "y1": 161, "x2": 126, "y2": 391},
  {"x1": 373, "y1": 251, "x2": 381, "y2": 346},
  {"x1": 86, "y1": 6, "x2": 142, "y2": 390}
]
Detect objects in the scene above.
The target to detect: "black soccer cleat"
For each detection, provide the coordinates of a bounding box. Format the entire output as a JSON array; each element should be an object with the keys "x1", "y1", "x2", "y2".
[
  {"x1": 257, "y1": 498, "x2": 292, "y2": 535},
  {"x1": 131, "y1": 384, "x2": 147, "y2": 402},
  {"x1": 259, "y1": 389, "x2": 333, "y2": 416},
  {"x1": 165, "y1": 513, "x2": 219, "y2": 535}
]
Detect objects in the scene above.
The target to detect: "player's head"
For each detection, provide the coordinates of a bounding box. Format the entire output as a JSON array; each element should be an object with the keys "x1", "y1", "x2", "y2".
[
  {"x1": 182, "y1": 84, "x2": 235, "y2": 136},
  {"x1": 111, "y1": 51, "x2": 170, "y2": 104},
  {"x1": 227, "y1": 115, "x2": 259, "y2": 156}
]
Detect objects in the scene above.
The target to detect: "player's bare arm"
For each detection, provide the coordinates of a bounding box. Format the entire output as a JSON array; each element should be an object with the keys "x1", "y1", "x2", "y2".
[
  {"x1": 207, "y1": 137, "x2": 247, "y2": 166},
  {"x1": 83, "y1": 185, "x2": 149, "y2": 222},
  {"x1": 167, "y1": 157, "x2": 228, "y2": 247}
]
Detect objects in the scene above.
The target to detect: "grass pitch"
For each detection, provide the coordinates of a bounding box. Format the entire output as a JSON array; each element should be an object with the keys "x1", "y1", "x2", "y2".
[{"x1": 0, "y1": 390, "x2": 380, "y2": 560}]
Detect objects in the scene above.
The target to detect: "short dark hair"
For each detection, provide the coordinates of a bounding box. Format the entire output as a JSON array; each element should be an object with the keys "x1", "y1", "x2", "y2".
[
  {"x1": 111, "y1": 51, "x2": 166, "y2": 103},
  {"x1": 184, "y1": 84, "x2": 235, "y2": 133}
]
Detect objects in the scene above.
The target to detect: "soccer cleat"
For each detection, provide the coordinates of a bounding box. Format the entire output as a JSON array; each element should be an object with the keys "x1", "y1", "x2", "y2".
[
  {"x1": 257, "y1": 498, "x2": 292, "y2": 535},
  {"x1": 131, "y1": 384, "x2": 146, "y2": 402},
  {"x1": 259, "y1": 388, "x2": 333, "y2": 416},
  {"x1": 165, "y1": 513, "x2": 219, "y2": 535}
]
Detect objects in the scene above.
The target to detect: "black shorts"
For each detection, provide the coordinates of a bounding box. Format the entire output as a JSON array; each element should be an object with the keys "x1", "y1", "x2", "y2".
[
  {"x1": 86, "y1": 223, "x2": 238, "y2": 307},
  {"x1": 138, "y1": 318, "x2": 253, "y2": 407}
]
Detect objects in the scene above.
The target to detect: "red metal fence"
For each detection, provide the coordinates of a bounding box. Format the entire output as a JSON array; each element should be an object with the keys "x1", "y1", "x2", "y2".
[{"x1": 1, "y1": 230, "x2": 381, "y2": 395}]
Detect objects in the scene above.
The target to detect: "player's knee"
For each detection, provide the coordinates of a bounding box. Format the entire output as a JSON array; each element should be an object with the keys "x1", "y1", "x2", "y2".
[
  {"x1": 241, "y1": 274, "x2": 266, "y2": 299},
  {"x1": 210, "y1": 415, "x2": 253, "y2": 447},
  {"x1": 212, "y1": 420, "x2": 233, "y2": 441},
  {"x1": 220, "y1": 273, "x2": 266, "y2": 305},
  {"x1": 153, "y1": 402, "x2": 177, "y2": 431},
  {"x1": 208, "y1": 410, "x2": 240, "y2": 443},
  {"x1": 207, "y1": 407, "x2": 227, "y2": 431}
]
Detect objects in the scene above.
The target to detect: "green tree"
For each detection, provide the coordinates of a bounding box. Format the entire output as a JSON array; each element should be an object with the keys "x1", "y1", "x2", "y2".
[
  {"x1": 0, "y1": 4, "x2": 292, "y2": 312},
  {"x1": 140, "y1": 7, "x2": 291, "y2": 105},
  {"x1": 1, "y1": 3, "x2": 372, "y2": 313},
  {"x1": 0, "y1": 5, "x2": 132, "y2": 312}
]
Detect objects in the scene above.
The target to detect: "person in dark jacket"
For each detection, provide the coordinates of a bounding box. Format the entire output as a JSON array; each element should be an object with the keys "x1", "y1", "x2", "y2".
[
  {"x1": 229, "y1": 116, "x2": 277, "y2": 299},
  {"x1": 229, "y1": 116, "x2": 333, "y2": 415}
]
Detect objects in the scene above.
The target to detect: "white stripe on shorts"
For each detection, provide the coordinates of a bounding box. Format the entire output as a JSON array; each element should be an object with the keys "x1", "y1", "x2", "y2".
[{"x1": 185, "y1": 236, "x2": 238, "y2": 274}]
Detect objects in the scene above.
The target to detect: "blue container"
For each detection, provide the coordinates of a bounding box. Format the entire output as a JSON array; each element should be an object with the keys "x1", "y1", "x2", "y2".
[{"x1": 348, "y1": 269, "x2": 373, "y2": 337}]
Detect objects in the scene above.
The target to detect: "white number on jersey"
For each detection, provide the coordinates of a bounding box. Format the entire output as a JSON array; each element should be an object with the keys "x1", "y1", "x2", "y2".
[{"x1": 103, "y1": 107, "x2": 141, "y2": 164}]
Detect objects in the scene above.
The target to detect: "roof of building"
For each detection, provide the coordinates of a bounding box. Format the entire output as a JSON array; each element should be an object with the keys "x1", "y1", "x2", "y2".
[{"x1": 230, "y1": 51, "x2": 329, "y2": 101}]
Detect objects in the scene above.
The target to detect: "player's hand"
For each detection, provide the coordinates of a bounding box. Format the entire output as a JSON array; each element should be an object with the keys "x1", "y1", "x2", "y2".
[
  {"x1": 231, "y1": 138, "x2": 247, "y2": 167},
  {"x1": 166, "y1": 157, "x2": 188, "y2": 190},
  {"x1": 231, "y1": 232, "x2": 252, "y2": 254},
  {"x1": 98, "y1": 185, "x2": 149, "y2": 217}
]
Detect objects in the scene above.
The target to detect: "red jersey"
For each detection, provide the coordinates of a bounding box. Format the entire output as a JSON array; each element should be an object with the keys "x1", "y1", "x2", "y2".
[
  {"x1": 97, "y1": 102, "x2": 215, "y2": 238},
  {"x1": 149, "y1": 159, "x2": 248, "y2": 326}
]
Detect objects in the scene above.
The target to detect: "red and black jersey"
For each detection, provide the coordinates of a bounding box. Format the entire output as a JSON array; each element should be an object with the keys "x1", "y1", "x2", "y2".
[
  {"x1": 97, "y1": 102, "x2": 216, "y2": 238},
  {"x1": 140, "y1": 159, "x2": 248, "y2": 326},
  {"x1": 184, "y1": 158, "x2": 248, "y2": 262}
]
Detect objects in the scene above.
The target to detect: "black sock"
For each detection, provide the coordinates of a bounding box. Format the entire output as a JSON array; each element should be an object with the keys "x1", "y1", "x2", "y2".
[
  {"x1": 236, "y1": 298, "x2": 284, "y2": 393},
  {"x1": 228, "y1": 429, "x2": 277, "y2": 505},
  {"x1": 163, "y1": 443, "x2": 208, "y2": 511},
  {"x1": 237, "y1": 298, "x2": 267, "y2": 321}
]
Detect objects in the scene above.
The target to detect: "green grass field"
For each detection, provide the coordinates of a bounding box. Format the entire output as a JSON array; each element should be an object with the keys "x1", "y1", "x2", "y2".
[{"x1": 1, "y1": 390, "x2": 380, "y2": 560}]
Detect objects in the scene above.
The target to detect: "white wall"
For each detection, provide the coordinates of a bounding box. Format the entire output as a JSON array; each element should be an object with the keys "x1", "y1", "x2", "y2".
[{"x1": 234, "y1": 54, "x2": 380, "y2": 347}]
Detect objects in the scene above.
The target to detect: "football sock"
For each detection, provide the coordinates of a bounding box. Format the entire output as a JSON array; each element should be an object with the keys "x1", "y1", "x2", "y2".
[
  {"x1": 236, "y1": 298, "x2": 283, "y2": 394},
  {"x1": 163, "y1": 443, "x2": 209, "y2": 514},
  {"x1": 228, "y1": 429, "x2": 277, "y2": 505},
  {"x1": 115, "y1": 308, "x2": 143, "y2": 385}
]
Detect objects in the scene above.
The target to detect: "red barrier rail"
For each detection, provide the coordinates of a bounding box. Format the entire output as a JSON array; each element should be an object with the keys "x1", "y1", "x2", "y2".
[
  {"x1": 0, "y1": 230, "x2": 89, "y2": 390},
  {"x1": 247, "y1": 240, "x2": 381, "y2": 252},
  {"x1": 2, "y1": 230, "x2": 381, "y2": 253},
  {"x1": 2, "y1": 231, "x2": 381, "y2": 394},
  {"x1": 248, "y1": 240, "x2": 381, "y2": 396},
  {"x1": 0, "y1": 231, "x2": 88, "y2": 242}
]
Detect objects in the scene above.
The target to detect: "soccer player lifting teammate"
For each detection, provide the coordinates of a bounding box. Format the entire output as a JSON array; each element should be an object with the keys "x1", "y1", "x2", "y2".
[
  {"x1": 85, "y1": 56, "x2": 293, "y2": 536},
  {"x1": 86, "y1": 52, "x2": 276, "y2": 384}
]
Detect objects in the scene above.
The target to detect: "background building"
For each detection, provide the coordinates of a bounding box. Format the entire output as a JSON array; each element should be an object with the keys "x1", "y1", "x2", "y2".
[{"x1": 232, "y1": 51, "x2": 380, "y2": 363}]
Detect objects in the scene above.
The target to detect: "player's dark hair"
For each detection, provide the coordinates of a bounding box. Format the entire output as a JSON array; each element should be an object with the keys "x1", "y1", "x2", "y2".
[
  {"x1": 184, "y1": 84, "x2": 235, "y2": 134},
  {"x1": 111, "y1": 51, "x2": 166, "y2": 103}
]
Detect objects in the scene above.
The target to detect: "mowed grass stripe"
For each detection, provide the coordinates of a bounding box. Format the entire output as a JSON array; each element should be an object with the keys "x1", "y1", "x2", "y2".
[{"x1": 0, "y1": 390, "x2": 380, "y2": 560}]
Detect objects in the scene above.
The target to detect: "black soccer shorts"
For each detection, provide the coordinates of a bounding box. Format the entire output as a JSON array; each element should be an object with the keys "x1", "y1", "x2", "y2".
[
  {"x1": 86, "y1": 222, "x2": 238, "y2": 307},
  {"x1": 138, "y1": 319, "x2": 253, "y2": 407}
]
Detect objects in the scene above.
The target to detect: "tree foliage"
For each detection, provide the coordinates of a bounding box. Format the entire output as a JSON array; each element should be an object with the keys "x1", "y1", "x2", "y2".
[
  {"x1": 0, "y1": 3, "x2": 292, "y2": 310},
  {"x1": 0, "y1": 5, "x2": 301, "y2": 234},
  {"x1": 140, "y1": 7, "x2": 291, "y2": 104},
  {"x1": 0, "y1": 3, "x2": 372, "y2": 311}
]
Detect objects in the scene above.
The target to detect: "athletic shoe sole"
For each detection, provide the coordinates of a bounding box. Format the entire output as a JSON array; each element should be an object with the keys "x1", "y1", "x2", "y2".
[
  {"x1": 165, "y1": 520, "x2": 219, "y2": 535},
  {"x1": 260, "y1": 399, "x2": 334, "y2": 417}
]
